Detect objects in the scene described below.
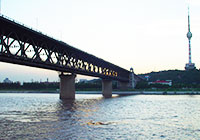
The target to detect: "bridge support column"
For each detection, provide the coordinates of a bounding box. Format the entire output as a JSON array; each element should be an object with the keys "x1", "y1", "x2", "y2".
[
  {"x1": 59, "y1": 73, "x2": 76, "y2": 100},
  {"x1": 102, "y1": 79, "x2": 112, "y2": 98}
]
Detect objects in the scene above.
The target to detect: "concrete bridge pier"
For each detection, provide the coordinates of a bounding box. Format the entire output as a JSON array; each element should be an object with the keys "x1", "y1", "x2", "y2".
[
  {"x1": 59, "y1": 73, "x2": 76, "y2": 100},
  {"x1": 102, "y1": 79, "x2": 112, "y2": 98}
]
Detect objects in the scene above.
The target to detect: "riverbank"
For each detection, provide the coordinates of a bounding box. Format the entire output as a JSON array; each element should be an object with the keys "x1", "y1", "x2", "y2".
[
  {"x1": 77, "y1": 91, "x2": 200, "y2": 95},
  {"x1": 0, "y1": 90, "x2": 200, "y2": 95},
  {"x1": 113, "y1": 91, "x2": 200, "y2": 95}
]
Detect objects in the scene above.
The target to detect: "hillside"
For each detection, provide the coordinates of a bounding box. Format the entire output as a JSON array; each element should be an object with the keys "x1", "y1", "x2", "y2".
[{"x1": 139, "y1": 69, "x2": 200, "y2": 85}]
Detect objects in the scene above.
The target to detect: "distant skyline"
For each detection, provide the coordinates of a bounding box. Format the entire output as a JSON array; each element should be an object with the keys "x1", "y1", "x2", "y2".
[{"x1": 0, "y1": 0, "x2": 200, "y2": 82}]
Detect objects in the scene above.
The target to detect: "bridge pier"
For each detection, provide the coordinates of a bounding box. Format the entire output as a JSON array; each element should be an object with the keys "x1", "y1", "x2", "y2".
[
  {"x1": 102, "y1": 79, "x2": 112, "y2": 98},
  {"x1": 59, "y1": 73, "x2": 76, "y2": 100}
]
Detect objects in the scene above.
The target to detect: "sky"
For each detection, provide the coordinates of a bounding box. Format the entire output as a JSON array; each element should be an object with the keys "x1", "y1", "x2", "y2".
[{"x1": 0, "y1": 0, "x2": 200, "y2": 82}]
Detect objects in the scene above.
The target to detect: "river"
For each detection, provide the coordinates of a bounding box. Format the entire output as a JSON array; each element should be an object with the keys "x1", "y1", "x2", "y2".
[{"x1": 0, "y1": 93, "x2": 200, "y2": 140}]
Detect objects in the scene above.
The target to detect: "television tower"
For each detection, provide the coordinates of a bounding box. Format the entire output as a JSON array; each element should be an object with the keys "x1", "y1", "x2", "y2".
[
  {"x1": 0, "y1": 0, "x2": 1, "y2": 14},
  {"x1": 185, "y1": 6, "x2": 196, "y2": 70}
]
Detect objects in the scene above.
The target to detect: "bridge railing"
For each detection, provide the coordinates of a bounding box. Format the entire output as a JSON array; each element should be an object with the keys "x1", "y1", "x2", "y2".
[{"x1": 0, "y1": 14, "x2": 60, "y2": 43}]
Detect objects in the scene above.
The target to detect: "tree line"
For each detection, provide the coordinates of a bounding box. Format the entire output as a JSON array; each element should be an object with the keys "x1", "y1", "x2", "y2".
[
  {"x1": 0, "y1": 82, "x2": 59, "y2": 90},
  {"x1": 2, "y1": 69, "x2": 200, "y2": 91},
  {"x1": 137, "y1": 69, "x2": 200, "y2": 89},
  {"x1": 0, "y1": 79, "x2": 118, "y2": 91}
]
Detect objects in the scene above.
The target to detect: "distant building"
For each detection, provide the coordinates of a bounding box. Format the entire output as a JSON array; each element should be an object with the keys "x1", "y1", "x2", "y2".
[
  {"x1": 15, "y1": 81, "x2": 21, "y2": 85},
  {"x1": 149, "y1": 80, "x2": 172, "y2": 86},
  {"x1": 79, "y1": 79, "x2": 88, "y2": 83},
  {"x1": 145, "y1": 75, "x2": 150, "y2": 81},
  {"x1": 3, "y1": 78, "x2": 13, "y2": 83}
]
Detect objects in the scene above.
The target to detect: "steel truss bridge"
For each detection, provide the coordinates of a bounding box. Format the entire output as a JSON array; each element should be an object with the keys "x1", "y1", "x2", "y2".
[{"x1": 0, "y1": 15, "x2": 131, "y2": 82}]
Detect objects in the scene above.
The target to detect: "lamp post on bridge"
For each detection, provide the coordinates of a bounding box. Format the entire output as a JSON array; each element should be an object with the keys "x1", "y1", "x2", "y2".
[{"x1": 129, "y1": 67, "x2": 135, "y2": 89}]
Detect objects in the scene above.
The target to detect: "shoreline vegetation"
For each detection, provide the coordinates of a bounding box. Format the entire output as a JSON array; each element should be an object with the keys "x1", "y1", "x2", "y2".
[
  {"x1": 0, "y1": 89, "x2": 200, "y2": 95},
  {"x1": 1, "y1": 70, "x2": 200, "y2": 95}
]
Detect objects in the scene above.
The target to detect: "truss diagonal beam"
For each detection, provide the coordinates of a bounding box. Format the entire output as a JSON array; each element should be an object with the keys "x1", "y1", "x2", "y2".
[{"x1": 0, "y1": 15, "x2": 130, "y2": 82}]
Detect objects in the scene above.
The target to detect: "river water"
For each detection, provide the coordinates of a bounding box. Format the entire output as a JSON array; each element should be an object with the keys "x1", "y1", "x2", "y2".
[{"x1": 0, "y1": 93, "x2": 200, "y2": 140}]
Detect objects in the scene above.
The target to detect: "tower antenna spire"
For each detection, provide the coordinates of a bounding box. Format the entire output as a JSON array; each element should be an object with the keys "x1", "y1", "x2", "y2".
[
  {"x1": 185, "y1": 5, "x2": 196, "y2": 70},
  {"x1": 0, "y1": 0, "x2": 1, "y2": 14},
  {"x1": 188, "y1": 6, "x2": 190, "y2": 32}
]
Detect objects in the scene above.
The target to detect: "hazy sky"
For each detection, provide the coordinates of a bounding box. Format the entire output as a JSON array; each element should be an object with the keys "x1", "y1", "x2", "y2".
[{"x1": 0, "y1": 0, "x2": 200, "y2": 82}]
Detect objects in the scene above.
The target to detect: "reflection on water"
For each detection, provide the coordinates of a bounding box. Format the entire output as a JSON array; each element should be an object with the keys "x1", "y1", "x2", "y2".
[{"x1": 0, "y1": 93, "x2": 200, "y2": 140}]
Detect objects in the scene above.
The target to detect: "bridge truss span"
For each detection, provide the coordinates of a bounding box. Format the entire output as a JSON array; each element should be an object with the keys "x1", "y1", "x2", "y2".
[{"x1": 0, "y1": 15, "x2": 129, "y2": 82}]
